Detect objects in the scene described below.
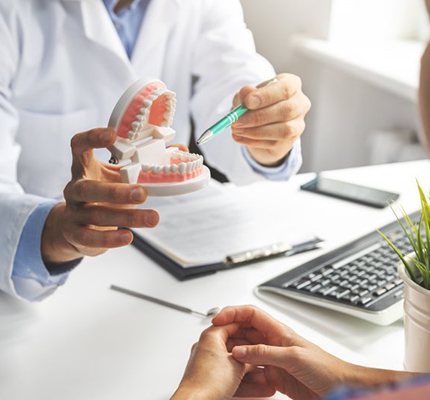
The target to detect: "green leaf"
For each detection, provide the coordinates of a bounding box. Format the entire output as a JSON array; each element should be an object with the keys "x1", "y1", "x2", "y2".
[{"x1": 377, "y1": 229, "x2": 416, "y2": 281}]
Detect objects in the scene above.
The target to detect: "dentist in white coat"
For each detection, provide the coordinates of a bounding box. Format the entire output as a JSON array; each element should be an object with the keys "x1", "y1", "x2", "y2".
[{"x1": 0, "y1": 0, "x2": 310, "y2": 301}]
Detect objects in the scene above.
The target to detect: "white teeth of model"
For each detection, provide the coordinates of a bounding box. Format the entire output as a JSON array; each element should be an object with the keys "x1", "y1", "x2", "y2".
[
  {"x1": 171, "y1": 164, "x2": 178, "y2": 173},
  {"x1": 142, "y1": 165, "x2": 150, "y2": 172},
  {"x1": 178, "y1": 163, "x2": 186, "y2": 174},
  {"x1": 186, "y1": 163, "x2": 193, "y2": 173},
  {"x1": 131, "y1": 121, "x2": 140, "y2": 130},
  {"x1": 163, "y1": 165, "x2": 170, "y2": 174},
  {"x1": 153, "y1": 166, "x2": 161, "y2": 175},
  {"x1": 198, "y1": 157, "x2": 203, "y2": 166},
  {"x1": 137, "y1": 115, "x2": 145, "y2": 122},
  {"x1": 192, "y1": 161, "x2": 198, "y2": 170},
  {"x1": 143, "y1": 100, "x2": 151, "y2": 108}
]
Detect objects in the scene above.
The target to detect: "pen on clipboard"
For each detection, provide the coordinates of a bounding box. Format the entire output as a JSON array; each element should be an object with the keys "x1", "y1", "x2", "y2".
[
  {"x1": 196, "y1": 77, "x2": 279, "y2": 145},
  {"x1": 225, "y1": 236, "x2": 323, "y2": 265}
]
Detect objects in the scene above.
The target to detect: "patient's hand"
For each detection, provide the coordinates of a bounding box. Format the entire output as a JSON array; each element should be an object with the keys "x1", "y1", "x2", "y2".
[
  {"x1": 171, "y1": 323, "x2": 276, "y2": 400},
  {"x1": 231, "y1": 73, "x2": 311, "y2": 167},
  {"x1": 213, "y1": 305, "x2": 413, "y2": 399},
  {"x1": 41, "y1": 128, "x2": 159, "y2": 264}
]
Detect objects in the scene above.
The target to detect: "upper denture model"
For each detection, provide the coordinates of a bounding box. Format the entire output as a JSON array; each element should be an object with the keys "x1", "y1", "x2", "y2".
[{"x1": 108, "y1": 79, "x2": 210, "y2": 196}]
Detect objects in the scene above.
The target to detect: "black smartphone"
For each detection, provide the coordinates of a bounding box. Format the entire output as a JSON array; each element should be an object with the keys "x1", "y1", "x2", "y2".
[{"x1": 300, "y1": 175, "x2": 400, "y2": 208}]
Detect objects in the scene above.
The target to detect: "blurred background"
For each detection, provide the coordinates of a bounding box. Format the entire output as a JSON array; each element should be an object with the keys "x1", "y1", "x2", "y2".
[{"x1": 240, "y1": 0, "x2": 429, "y2": 172}]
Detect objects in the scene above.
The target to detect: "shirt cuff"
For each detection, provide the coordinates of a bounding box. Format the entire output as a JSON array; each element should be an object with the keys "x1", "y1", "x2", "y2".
[
  {"x1": 240, "y1": 140, "x2": 303, "y2": 181},
  {"x1": 12, "y1": 201, "x2": 80, "y2": 301}
]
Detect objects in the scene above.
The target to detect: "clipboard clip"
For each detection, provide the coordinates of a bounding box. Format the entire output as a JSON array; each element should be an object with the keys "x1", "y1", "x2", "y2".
[{"x1": 225, "y1": 237, "x2": 323, "y2": 265}]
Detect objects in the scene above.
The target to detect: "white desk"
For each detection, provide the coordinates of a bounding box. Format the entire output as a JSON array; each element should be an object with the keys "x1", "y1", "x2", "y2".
[{"x1": 1, "y1": 160, "x2": 430, "y2": 400}]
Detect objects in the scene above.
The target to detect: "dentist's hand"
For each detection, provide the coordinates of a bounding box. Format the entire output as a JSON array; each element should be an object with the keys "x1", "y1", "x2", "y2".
[
  {"x1": 232, "y1": 74, "x2": 311, "y2": 167},
  {"x1": 213, "y1": 306, "x2": 411, "y2": 399},
  {"x1": 41, "y1": 128, "x2": 159, "y2": 264}
]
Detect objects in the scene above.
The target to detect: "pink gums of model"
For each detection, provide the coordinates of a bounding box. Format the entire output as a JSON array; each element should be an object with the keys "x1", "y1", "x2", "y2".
[{"x1": 108, "y1": 80, "x2": 204, "y2": 185}]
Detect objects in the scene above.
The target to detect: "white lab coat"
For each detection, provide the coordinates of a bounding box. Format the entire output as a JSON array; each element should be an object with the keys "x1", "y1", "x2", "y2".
[{"x1": 0, "y1": 0, "x2": 277, "y2": 298}]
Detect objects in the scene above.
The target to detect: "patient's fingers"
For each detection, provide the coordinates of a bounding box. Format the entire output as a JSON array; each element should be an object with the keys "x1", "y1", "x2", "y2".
[{"x1": 234, "y1": 369, "x2": 276, "y2": 398}]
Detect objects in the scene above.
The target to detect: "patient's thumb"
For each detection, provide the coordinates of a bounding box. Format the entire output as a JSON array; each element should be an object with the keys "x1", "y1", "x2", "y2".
[{"x1": 232, "y1": 344, "x2": 286, "y2": 368}]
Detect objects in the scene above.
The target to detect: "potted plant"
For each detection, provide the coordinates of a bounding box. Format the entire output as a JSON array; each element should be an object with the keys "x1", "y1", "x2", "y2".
[{"x1": 379, "y1": 182, "x2": 430, "y2": 372}]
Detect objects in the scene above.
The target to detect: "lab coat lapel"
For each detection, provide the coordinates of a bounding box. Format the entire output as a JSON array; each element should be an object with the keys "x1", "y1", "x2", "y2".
[
  {"x1": 73, "y1": 0, "x2": 134, "y2": 72},
  {"x1": 131, "y1": 0, "x2": 179, "y2": 77}
]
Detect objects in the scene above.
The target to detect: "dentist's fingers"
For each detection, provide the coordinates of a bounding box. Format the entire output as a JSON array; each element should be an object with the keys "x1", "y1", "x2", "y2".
[
  {"x1": 63, "y1": 225, "x2": 134, "y2": 250},
  {"x1": 74, "y1": 206, "x2": 159, "y2": 228},
  {"x1": 64, "y1": 180, "x2": 148, "y2": 204},
  {"x1": 232, "y1": 119, "x2": 305, "y2": 142},
  {"x1": 233, "y1": 96, "x2": 308, "y2": 129},
  {"x1": 242, "y1": 73, "x2": 302, "y2": 110},
  {"x1": 70, "y1": 128, "x2": 116, "y2": 177}
]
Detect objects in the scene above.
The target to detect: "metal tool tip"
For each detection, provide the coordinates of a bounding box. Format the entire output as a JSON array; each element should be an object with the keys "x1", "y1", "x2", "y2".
[{"x1": 196, "y1": 130, "x2": 213, "y2": 146}]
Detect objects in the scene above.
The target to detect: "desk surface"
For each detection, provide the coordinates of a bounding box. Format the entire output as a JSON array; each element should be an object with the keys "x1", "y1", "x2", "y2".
[{"x1": 1, "y1": 160, "x2": 430, "y2": 400}]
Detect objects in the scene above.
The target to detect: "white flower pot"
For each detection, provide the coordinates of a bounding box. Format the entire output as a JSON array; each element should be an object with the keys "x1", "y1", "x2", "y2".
[{"x1": 399, "y1": 259, "x2": 430, "y2": 372}]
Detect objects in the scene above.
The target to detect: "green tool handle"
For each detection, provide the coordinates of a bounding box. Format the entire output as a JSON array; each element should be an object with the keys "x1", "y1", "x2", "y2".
[{"x1": 209, "y1": 105, "x2": 248, "y2": 136}]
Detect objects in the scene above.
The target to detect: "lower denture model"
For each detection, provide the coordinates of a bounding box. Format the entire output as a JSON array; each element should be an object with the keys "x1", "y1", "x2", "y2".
[{"x1": 108, "y1": 79, "x2": 210, "y2": 196}]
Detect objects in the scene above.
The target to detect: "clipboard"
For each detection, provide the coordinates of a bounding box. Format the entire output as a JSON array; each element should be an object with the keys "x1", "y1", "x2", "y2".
[{"x1": 132, "y1": 229, "x2": 323, "y2": 281}]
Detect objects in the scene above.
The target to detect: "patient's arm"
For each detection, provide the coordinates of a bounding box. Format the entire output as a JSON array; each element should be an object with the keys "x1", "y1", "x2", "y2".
[{"x1": 419, "y1": 0, "x2": 430, "y2": 154}]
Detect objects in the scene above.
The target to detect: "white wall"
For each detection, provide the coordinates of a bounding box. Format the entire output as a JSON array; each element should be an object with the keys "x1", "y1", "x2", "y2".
[{"x1": 240, "y1": 0, "x2": 426, "y2": 172}]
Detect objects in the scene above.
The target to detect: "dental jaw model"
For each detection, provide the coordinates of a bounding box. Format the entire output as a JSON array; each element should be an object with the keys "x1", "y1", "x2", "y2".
[{"x1": 108, "y1": 79, "x2": 210, "y2": 196}]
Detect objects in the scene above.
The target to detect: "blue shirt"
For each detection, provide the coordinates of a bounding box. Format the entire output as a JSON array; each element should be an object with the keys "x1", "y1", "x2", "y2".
[{"x1": 12, "y1": 0, "x2": 302, "y2": 301}]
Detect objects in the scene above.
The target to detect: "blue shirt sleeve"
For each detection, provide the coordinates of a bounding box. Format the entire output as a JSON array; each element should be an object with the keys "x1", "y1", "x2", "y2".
[
  {"x1": 241, "y1": 140, "x2": 302, "y2": 181},
  {"x1": 12, "y1": 201, "x2": 79, "y2": 301}
]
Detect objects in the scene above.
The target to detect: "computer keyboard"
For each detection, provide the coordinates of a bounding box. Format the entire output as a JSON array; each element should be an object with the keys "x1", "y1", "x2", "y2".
[{"x1": 256, "y1": 210, "x2": 421, "y2": 326}]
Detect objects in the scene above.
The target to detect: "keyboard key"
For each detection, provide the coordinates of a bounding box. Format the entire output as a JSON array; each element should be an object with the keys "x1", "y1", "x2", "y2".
[
  {"x1": 339, "y1": 280, "x2": 350, "y2": 288},
  {"x1": 339, "y1": 269, "x2": 349, "y2": 277},
  {"x1": 368, "y1": 284, "x2": 377, "y2": 292},
  {"x1": 320, "y1": 286, "x2": 338, "y2": 296},
  {"x1": 336, "y1": 289, "x2": 351, "y2": 299},
  {"x1": 310, "y1": 274, "x2": 323, "y2": 282},
  {"x1": 321, "y1": 268, "x2": 334, "y2": 276},
  {"x1": 350, "y1": 295, "x2": 360, "y2": 304},
  {"x1": 350, "y1": 284, "x2": 360, "y2": 293},
  {"x1": 331, "y1": 277, "x2": 341, "y2": 285},
  {"x1": 377, "y1": 280, "x2": 387, "y2": 287},
  {"x1": 358, "y1": 279, "x2": 369, "y2": 287},
  {"x1": 321, "y1": 279, "x2": 331, "y2": 286},
  {"x1": 359, "y1": 290, "x2": 369, "y2": 297},
  {"x1": 385, "y1": 283, "x2": 395, "y2": 291},
  {"x1": 309, "y1": 284, "x2": 322, "y2": 293},
  {"x1": 359, "y1": 296, "x2": 373, "y2": 305},
  {"x1": 394, "y1": 278, "x2": 403, "y2": 286},
  {"x1": 375, "y1": 288, "x2": 387, "y2": 296},
  {"x1": 294, "y1": 280, "x2": 311, "y2": 290}
]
